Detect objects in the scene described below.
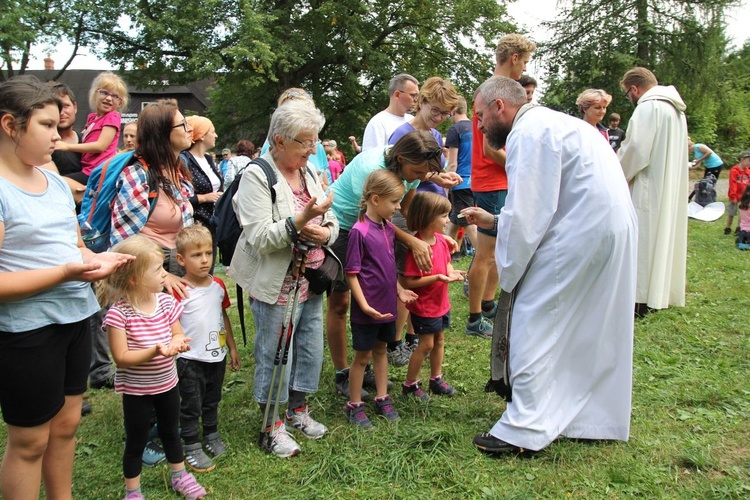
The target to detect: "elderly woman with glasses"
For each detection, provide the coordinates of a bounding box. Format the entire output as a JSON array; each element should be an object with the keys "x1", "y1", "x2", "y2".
[
  {"x1": 325, "y1": 129, "x2": 460, "y2": 400},
  {"x1": 575, "y1": 88, "x2": 612, "y2": 141},
  {"x1": 229, "y1": 101, "x2": 338, "y2": 459}
]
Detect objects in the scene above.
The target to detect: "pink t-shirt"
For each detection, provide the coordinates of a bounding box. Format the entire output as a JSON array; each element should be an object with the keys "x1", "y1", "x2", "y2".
[
  {"x1": 328, "y1": 159, "x2": 343, "y2": 181},
  {"x1": 740, "y1": 208, "x2": 750, "y2": 232},
  {"x1": 403, "y1": 232, "x2": 451, "y2": 318},
  {"x1": 81, "y1": 111, "x2": 121, "y2": 175},
  {"x1": 103, "y1": 293, "x2": 184, "y2": 396},
  {"x1": 140, "y1": 188, "x2": 183, "y2": 249}
]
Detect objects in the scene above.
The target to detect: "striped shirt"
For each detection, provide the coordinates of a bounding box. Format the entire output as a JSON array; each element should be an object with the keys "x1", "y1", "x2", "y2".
[{"x1": 103, "y1": 293, "x2": 184, "y2": 395}]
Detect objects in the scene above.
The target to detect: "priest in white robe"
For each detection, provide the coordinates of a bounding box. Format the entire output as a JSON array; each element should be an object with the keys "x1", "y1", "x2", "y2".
[
  {"x1": 462, "y1": 76, "x2": 637, "y2": 454},
  {"x1": 618, "y1": 67, "x2": 689, "y2": 314}
]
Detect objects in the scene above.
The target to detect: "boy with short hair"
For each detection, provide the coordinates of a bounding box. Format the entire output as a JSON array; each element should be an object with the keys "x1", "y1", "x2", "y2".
[
  {"x1": 725, "y1": 151, "x2": 750, "y2": 235},
  {"x1": 174, "y1": 224, "x2": 241, "y2": 473}
]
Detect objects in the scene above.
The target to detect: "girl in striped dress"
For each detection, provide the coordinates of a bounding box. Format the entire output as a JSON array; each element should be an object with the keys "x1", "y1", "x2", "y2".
[{"x1": 99, "y1": 235, "x2": 206, "y2": 500}]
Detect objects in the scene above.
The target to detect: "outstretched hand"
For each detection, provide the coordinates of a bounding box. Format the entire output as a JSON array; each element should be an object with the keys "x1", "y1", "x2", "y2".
[
  {"x1": 459, "y1": 207, "x2": 496, "y2": 230},
  {"x1": 74, "y1": 252, "x2": 136, "y2": 282},
  {"x1": 301, "y1": 190, "x2": 334, "y2": 222}
]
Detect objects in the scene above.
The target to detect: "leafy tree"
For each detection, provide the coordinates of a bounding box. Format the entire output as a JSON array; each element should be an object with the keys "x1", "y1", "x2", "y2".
[
  {"x1": 538, "y1": 0, "x2": 741, "y2": 149},
  {"x1": 0, "y1": 0, "x2": 120, "y2": 81},
  {"x1": 94, "y1": 0, "x2": 513, "y2": 150}
]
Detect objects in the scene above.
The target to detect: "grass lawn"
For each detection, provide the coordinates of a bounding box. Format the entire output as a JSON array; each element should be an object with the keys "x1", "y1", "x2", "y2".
[{"x1": 4, "y1": 198, "x2": 750, "y2": 499}]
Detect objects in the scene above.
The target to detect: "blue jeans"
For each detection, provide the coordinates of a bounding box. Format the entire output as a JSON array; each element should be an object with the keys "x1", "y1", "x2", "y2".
[{"x1": 251, "y1": 293, "x2": 324, "y2": 404}]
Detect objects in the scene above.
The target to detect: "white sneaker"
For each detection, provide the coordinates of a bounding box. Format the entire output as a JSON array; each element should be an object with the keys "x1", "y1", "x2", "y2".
[
  {"x1": 285, "y1": 406, "x2": 329, "y2": 439},
  {"x1": 263, "y1": 423, "x2": 301, "y2": 458}
]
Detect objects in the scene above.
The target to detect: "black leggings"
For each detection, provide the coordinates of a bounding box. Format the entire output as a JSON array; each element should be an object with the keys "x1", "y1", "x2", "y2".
[{"x1": 122, "y1": 387, "x2": 183, "y2": 479}]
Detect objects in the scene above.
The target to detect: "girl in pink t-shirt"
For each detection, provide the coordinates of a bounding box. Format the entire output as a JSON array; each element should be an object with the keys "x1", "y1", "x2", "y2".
[
  {"x1": 99, "y1": 235, "x2": 206, "y2": 500},
  {"x1": 401, "y1": 192, "x2": 465, "y2": 400},
  {"x1": 55, "y1": 72, "x2": 129, "y2": 177}
]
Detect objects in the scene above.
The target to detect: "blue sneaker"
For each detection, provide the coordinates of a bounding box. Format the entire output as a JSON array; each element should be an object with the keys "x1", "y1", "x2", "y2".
[
  {"x1": 142, "y1": 439, "x2": 165, "y2": 467},
  {"x1": 465, "y1": 316, "x2": 493, "y2": 339},
  {"x1": 374, "y1": 395, "x2": 400, "y2": 422}
]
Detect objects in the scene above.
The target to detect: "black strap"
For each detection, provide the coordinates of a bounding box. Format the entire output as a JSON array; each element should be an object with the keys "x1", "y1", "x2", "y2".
[{"x1": 236, "y1": 283, "x2": 246, "y2": 347}]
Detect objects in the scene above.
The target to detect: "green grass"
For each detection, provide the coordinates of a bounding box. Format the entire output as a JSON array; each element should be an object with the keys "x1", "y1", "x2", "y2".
[{"x1": 5, "y1": 200, "x2": 750, "y2": 499}]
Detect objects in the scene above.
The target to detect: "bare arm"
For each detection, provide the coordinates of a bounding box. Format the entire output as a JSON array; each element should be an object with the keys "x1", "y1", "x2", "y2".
[
  {"x1": 483, "y1": 136, "x2": 506, "y2": 166},
  {"x1": 446, "y1": 147, "x2": 458, "y2": 173},
  {"x1": 56, "y1": 126, "x2": 116, "y2": 154},
  {"x1": 223, "y1": 310, "x2": 241, "y2": 370}
]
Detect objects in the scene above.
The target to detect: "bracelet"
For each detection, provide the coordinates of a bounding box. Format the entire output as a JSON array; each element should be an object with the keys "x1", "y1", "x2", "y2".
[{"x1": 285, "y1": 217, "x2": 299, "y2": 242}]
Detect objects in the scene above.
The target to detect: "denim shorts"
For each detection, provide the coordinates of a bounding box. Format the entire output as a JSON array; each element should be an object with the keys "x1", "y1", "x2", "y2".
[
  {"x1": 410, "y1": 312, "x2": 451, "y2": 335},
  {"x1": 472, "y1": 190, "x2": 508, "y2": 237},
  {"x1": 250, "y1": 293, "x2": 324, "y2": 404},
  {"x1": 351, "y1": 321, "x2": 396, "y2": 352}
]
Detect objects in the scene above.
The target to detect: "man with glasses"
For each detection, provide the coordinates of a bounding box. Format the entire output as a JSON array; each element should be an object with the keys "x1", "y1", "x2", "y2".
[
  {"x1": 618, "y1": 67, "x2": 689, "y2": 317},
  {"x1": 361, "y1": 74, "x2": 420, "y2": 151}
]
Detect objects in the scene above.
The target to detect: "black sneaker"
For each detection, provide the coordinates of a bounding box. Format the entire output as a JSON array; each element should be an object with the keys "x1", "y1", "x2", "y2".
[
  {"x1": 81, "y1": 400, "x2": 92, "y2": 416},
  {"x1": 335, "y1": 368, "x2": 370, "y2": 401},
  {"x1": 362, "y1": 365, "x2": 393, "y2": 391},
  {"x1": 473, "y1": 433, "x2": 522, "y2": 454},
  {"x1": 724, "y1": 227, "x2": 732, "y2": 235}
]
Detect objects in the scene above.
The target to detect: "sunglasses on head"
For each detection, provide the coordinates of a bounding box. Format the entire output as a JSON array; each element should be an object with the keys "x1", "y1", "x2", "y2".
[{"x1": 420, "y1": 149, "x2": 443, "y2": 160}]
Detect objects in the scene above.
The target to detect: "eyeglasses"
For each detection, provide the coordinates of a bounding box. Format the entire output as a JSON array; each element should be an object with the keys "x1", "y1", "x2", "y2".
[
  {"x1": 428, "y1": 105, "x2": 452, "y2": 119},
  {"x1": 292, "y1": 137, "x2": 321, "y2": 150},
  {"x1": 97, "y1": 88, "x2": 123, "y2": 102},
  {"x1": 419, "y1": 149, "x2": 443, "y2": 160},
  {"x1": 172, "y1": 121, "x2": 189, "y2": 131},
  {"x1": 400, "y1": 90, "x2": 419, "y2": 100},
  {"x1": 624, "y1": 87, "x2": 634, "y2": 98}
]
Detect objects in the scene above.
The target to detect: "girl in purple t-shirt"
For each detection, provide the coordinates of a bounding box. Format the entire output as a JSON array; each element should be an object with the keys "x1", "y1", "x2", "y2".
[
  {"x1": 54, "y1": 72, "x2": 129, "y2": 177},
  {"x1": 344, "y1": 170, "x2": 418, "y2": 428},
  {"x1": 401, "y1": 192, "x2": 465, "y2": 400}
]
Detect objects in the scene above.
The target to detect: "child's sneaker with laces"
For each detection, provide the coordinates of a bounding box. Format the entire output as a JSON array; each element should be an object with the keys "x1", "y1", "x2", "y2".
[
  {"x1": 402, "y1": 381, "x2": 430, "y2": 401},
  {"x1": 387, "y1": 342, "x2": 411, "y2": 367},
  {"x1": 260, "y1": 422, "x2": 301, "y2": 458},
  {"x1": 345, "y1": 402, "x2": 372, "y2": 429},
  {"x1": 171, "y1": 471, "x2": 206, "y2": 500},
  {"x1": 429, "y1": 376, "x2": 456, "y2": 396},
  {"x1": 184, "y1": 442, "x2": 215, "y2": 473},
  {"x1": 124, "y1": 492, "x2": 145, "y2": 500},
  {"x1": 141, "y1": 439, "x2": 165, "y2": 467},
  {"x1": 374, "y1": 395, "x2": 400, "y2": 421},
  {"x1": 465, "y1": 316, "x2": 493, "y2": 338},
  {"x1": 203, "y1": 432, "x2": 227, "y2": 458},
  {"x1": 285, "y1": 406, "x2": 329, "y2": 439}
]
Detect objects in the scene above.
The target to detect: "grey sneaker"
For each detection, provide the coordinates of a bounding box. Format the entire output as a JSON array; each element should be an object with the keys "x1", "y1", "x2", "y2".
[
  {"x1": 335, "y1": 368, "x2": 370, "y2": 401},
  {"x1": 261, "y1": 423, "x2": 301, "y2": 458},
  {"x1": 387, "y1": 343, "x2": 411, "y2": 367},
  {"x1": 285, "y1": 406, "x2": 328, "y2": 439},
  {"x1": 465, "y1": 316, "x2": 493, "y2": 339},
  {"x1": 184, "y1": 442, "x2": 215, "y2": 473},
  {"x1": 374, "y1": 395, "x2": 400, "y2": 421},
  {"x1": 203, "y1": 432, "x2": 227, "y2": 458},
  {"x1": 363, "y1": 365, "x2": 393, "y2": 390},
  {"x1": 345, "y1": 402, "x2": 372, "y2": 429}
]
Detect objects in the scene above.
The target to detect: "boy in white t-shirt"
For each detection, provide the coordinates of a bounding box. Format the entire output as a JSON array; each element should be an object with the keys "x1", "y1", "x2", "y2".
[{"x1": 174, "y1": 225, "x2": 241, "y2": 473}]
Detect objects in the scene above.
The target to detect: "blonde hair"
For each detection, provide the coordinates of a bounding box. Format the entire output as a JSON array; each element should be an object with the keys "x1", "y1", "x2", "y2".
[
  {"x1": 96, "y1": 235, "x2": 164, "y2": 306},
  {"x1": 620, "y1": 67, "x2": 658, "y2": 89},
  {"x1": 176, "y1": 224, "x2": 213, "y2": 254},
  {"x1": 406, "y1": 192, "x2": 452, "y2": 232},
  {"x1": 358, "y1": 169, "x2": 405, "y2": 222},
  {"x1": 575, "y1": 88, "x2": 612, "y2": 114},
  {"x1": 416, "y1": 77, "x2": 459, "y2": 114},
  {"x1": 88, "y1": 71, "x2": 129, "y2": 112},
  {"x1": 277, "y1": 87, "x2": 314, "y2": 107},
  {"x1": 495, "y1": 34, "x2": 537, "y2": 65}
]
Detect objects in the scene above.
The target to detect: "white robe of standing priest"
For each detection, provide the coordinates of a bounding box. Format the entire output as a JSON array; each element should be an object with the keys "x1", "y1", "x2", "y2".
[{"x1": 463, "y1": 76, "x2": 638, "y2": 454}]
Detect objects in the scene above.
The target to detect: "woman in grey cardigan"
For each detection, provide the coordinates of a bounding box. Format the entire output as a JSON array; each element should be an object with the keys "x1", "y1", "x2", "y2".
[{"x1": 229, "y1": 101, "x2": 338, "y2": 458}]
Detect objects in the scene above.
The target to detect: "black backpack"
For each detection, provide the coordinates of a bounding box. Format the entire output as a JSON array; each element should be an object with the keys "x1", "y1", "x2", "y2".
[{"x1": 694, "y1": 174, "x2": 717, "y2": 207}]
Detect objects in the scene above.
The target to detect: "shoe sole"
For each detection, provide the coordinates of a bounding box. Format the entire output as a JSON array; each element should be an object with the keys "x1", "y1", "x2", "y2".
[
  {"x1": 186, "y1": 462, "x2": 216, "y2": 473},
  {"x1": 474, "y1": 443, "x2": 522, "y2": 454},
  {"x1": 465, "y1": 329, "x2": 492, "y2": 339}
]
